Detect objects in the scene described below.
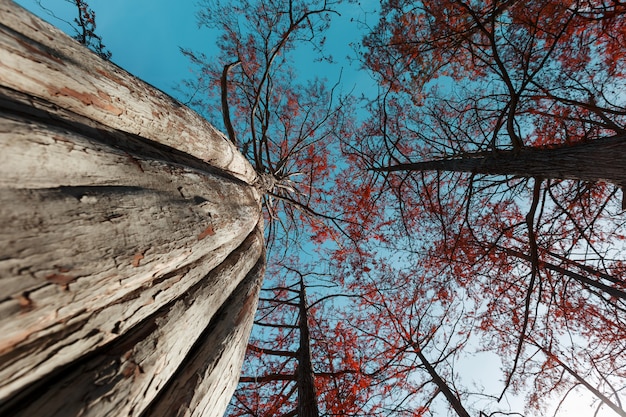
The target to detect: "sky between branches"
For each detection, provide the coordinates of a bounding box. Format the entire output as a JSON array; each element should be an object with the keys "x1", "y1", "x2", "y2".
[
  {"x1": 16, "y1": 0, "x2": 378, "y2": 105},
  {"x1": 12, "y1": 2, "x2": 625, "y2": 417}
]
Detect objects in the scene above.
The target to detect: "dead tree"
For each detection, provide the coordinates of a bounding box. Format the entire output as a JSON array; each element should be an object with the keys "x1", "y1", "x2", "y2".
[{"x1": 0, "y1": 1, "x2": 265, "y2": 416}]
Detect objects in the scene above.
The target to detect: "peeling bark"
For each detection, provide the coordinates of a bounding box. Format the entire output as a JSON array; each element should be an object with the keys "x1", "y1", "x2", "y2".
[
  {"x1": 0, "y1": 0, "x2": 257, "y2": 184},
  {"x1": 145, "y1": 252, "x2": 266, "y2": 417},
  {"x1": 2, "y1": 227, "x2": 265, "y2": 417},
  {"x1": 0, "y1": 2, "x2": 265, "y2": 416}
]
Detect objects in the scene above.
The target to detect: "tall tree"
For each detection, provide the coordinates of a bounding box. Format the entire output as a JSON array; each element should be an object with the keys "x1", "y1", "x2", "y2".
[
  {"x1": 0, "y1": 3, "x2": 261, "y2": 417},
  {"x1": 179, "y1": 0, "x2": 351, "y2": 248},
  {"x1": 226, "y1": 266, "x2": 375, "y2": 416},
  {"x1": 349, "y1": 0, "x2": 626, "y2": 414}
]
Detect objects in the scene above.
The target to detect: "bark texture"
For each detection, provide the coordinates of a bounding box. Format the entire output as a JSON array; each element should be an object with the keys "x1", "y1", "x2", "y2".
[
  {"x1": 0, "y1": 0, "x2": 256, "y2": 183},
  {"x1": 376, "y1": 135, "x2": 626, "y2": 186},
  {"x1": 0, "y1": 2, "x2": 264, "y2": 417}
]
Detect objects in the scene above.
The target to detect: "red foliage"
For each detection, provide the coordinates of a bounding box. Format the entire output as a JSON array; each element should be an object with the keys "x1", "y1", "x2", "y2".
[{"x1": 351, "y1": 0, "x2": 626, "y2": 414}]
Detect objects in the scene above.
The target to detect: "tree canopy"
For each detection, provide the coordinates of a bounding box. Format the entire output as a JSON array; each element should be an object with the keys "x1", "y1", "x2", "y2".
[
  {"x1": 177, "y1": 0, "x2": 626, "y2": 416},
  {"x1": 27, "y1": 0, "x2": 626, "y2": 416}
]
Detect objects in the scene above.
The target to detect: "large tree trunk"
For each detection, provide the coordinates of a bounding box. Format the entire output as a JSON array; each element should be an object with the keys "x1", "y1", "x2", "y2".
[
  {"x1": 0, "y1": 2, "x2": 264, "y2": 417},
  {"x1": 376, "y1": 135, "x2": 626, "y2": 186}
]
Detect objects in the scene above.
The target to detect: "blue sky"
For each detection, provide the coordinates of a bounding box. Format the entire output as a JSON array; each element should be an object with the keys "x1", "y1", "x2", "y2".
[
  {"x1": 13, "y1": 0, "x2": 377, "y2": 104},
  {"x1": 9, "y1": 2, "x2": 619, "y2": 416}
]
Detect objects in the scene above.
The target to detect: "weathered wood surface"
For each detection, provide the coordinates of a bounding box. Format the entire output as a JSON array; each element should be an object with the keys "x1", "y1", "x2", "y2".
[
  {"x1": 146, "y1": 256, "x2": 265, "y2": 417},
  {"x1": 0, "y1": 0, "x2": 256, "y2": 184},
  {"x1": 2, "y1": 229, "x2": 265, "y2": 417},
  {"x1": 0, "y1": 1, "x2": 265, "y2": 416}
]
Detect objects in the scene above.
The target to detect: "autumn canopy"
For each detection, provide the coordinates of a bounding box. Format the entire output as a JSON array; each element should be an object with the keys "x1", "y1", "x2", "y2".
[
  {"x1": 5, "y1": 0, "x2": 626, "y2": 416},
  {"x1": 173, "y1": 0, "x2": 626, "y2": 415}
]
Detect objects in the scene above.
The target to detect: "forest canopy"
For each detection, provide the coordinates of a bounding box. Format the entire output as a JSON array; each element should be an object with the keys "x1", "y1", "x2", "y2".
[{"x1": 24, "y1": 0, "x2": 626, "y2": 416}]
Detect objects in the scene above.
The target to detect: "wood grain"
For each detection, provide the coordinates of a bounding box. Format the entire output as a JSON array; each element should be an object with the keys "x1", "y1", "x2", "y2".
[{"x1": 0, "y1": 2, "x2": 265, "y2": 416}]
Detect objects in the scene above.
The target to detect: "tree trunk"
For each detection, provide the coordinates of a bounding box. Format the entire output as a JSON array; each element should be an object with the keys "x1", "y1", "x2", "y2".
[
  {"x1": 0, "y1": 2, "x2": 264, "y2": 417},
  {"x1": 296, "y1": 276, "x2": 320, "y2": 417},
  {"x1": 414, "y1": 348, "x2": 472, "y2": 417},
  {"x1": 376, "y1": 136, "x2": 626, "y2": 186}
]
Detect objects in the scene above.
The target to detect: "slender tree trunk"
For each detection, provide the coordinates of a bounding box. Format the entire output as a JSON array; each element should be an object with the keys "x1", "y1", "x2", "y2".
[
  {"x1": 0, "y1": 2, "x2": 264, "y2": 417},
  {"x1": 413, "y1": 346, "x2": 472, "y2": 417},
  {"x1": 530, "y1": 340, "x2": 626, "y2": 417},
  {"x1": 297, "y1": 276, "x2": 321, "y2": 417},
  {"x1": 376, "y1": 135, "x2": 626, "y2": 186}
]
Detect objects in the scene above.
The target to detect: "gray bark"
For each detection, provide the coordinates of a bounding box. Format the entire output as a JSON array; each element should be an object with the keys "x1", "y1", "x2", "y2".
[
  {"x1": 146, "y1": 252, "x2": 266, "y2": 417},
  {"x1": 375, "y1": 135, "x2": 626, "y2": 186},
  {"x1": 0, "y1": 0, "x2": 256, "y2": 184},
  {"x1": 0, "y1": 2, "x2": 264, "y2": 416},
  {"x1": 2, "y1": 227, "x2": 265, "y2": 417},
  {"x1": 297, "y1": 276, "x2": 320, "y2": 417}
]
